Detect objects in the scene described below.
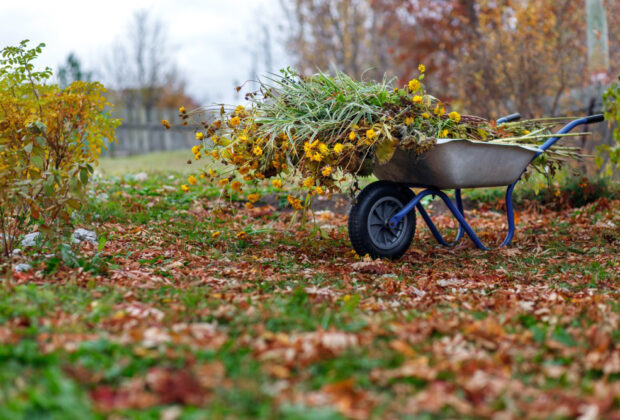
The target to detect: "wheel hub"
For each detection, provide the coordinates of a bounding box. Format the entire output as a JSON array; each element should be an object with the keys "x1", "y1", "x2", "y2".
[{"x1": 367, "y1": 197, "x2": 408, "y2": 250}]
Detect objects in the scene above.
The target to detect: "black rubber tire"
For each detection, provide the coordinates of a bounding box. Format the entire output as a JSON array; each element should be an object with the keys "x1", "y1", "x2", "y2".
[{"x1": 348, "y1": 181, "x2": 416, "y2": 260}]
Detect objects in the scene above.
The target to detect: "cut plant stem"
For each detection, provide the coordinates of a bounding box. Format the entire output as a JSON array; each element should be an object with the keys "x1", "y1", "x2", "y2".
[{"x1": 488, "y1": 132, "x2": 589, "y2": 144}]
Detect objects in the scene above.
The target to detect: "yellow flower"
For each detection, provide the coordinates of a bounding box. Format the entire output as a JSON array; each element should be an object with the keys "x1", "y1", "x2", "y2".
[
  {"x1": 434, "y1": 104, "x2": 444, "y2": 116},
  {"x1": 412, "y1": 95, "x2": 423, "y2": 103},
  {"x1": 271, "y1": 179, "x2": 283, "y2": 188},
  {"x1": 230, "y1": 116, "x2": 241, "y2": 126},
  {"x1": 238, "y1": 134, "x2": 249, "y2": 142},
  {"x1": 180, "y1": 184, "x2": 189, "y2": 192},
  {"x1": 253, "y1": 146, "x2": 263, "y2": 156},
  {"x1": 187, "y1": 175, "x2": 197, "y2": 185},
  {"x1": 440, "y1": 129, "x2": 449, "y2": 138},
  {"x1": 211, "y1": 150, "x2": 219, "y2": 159},
  {"x1": 315, "y1": 186, "x2": 324, "y2": 195},
  {"x1": 405, "y1": 117, "x2": 414, "y2": 125},
  {"x1": 524, "y1": 130, "x2": 530, "y2": 135},
  {"x1": 321, "y1": 166, "x2": 332, "y2": 177},
  {"x1": 303, "y1": 177, "x2": 314, "y2": 188},
  {"x1": 348, "y1": 131, "x2": 356, "y2": 141},
  {"x1": 304, "y1": 140, "x2": 318, "y2": 155},
  {"x1": 196, "y1": 132, "x2": 204, "y2": 140},
  {"x1": 218, "y1": 178, "x2": 229, "y2": 186},
  {"x1": 195, "y1": 152, "x2": 201, "y2": 160},
  {"x1": 408, "y1": 79, "x2": 420, "y2": 92},
  {"x1": 422, "y1": 112, "x2": 430, "y2": 119},
  {"x1": 200, "y1": 173, "x2": 207, "y2": 179},
  {"x1": 418, "y1": 64, "x2": 425, "y2": 73},
  {"x1": 247, "y1": 193, "x2": 260, "y2": 203},
  {"x1": 179, "y1": 106, "x2": 186, "y2": 114},
  {"x1": 333, "y1": 143, "x2": 344, "y2": 154},
  {"x1": 192, "y1": 145, "x2": 200, "y2": 155},
  {"x1": 161, "y1": 119, "x2": 171, "y2": 129},
  {"x1": 245, "y1": 202, "x2": 254, "y2": 209},
  {"x1": 311, "y1": 152, "x2": 323, "y2": 162},
  {"x1": 318, "y1": 142, "x2": 329, "y2": 155},
  {"x1": 449, "y1": 111, "x2": 461, "y2": 123},
  {"x1": 287, "y1": 195, "x2": 303, "y2": 210},
  {"x1": 236, "y1": 231, "x2": 247, "y2": 240},
  {"x1": 231, "y1": 180, "x2": 243, "y2": 192},
  {"x1": 209, "y1": 169, "x2": 216, "y2": 177},
  {"x1": 211, "y1": 231, "x2": 220, "y2": 239},
  {"x1": 366, "y1": 129, "x2": 377, "y2": 140},
  {"x1": 235, "y1": 105, "x2": 245, "y2": 114}
]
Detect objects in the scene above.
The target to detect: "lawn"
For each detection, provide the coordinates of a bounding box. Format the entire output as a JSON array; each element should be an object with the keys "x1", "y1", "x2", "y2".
[
  {"x1": 98, "y1": 150, "x2": 196, "y2": 176},
  {"x1": 2, "y1": 171, "x2": 619, "y2": 419}
]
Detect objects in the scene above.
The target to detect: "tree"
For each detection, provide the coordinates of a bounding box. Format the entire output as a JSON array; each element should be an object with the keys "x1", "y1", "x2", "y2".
[
  {"x1": 454, "y1": 0, "x2": 587, "y2": 118},
  {"x1": 103, "y1": 10, "x2": 193, "y2": 114},
  {"x1": 57, "y1": 53, "x2": 93, "y2": 88},
  {"x1": 370, "y1": 0, "x2": 480, "y2": 96},
  {"x1": 279, "y1": 0, "x2": 390, "y2": 80}
]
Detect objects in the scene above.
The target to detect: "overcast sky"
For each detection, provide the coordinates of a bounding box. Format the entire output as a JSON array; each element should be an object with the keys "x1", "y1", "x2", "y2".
[{"x1": 0, "y1": 0, "x2": 289, "y2": 104}]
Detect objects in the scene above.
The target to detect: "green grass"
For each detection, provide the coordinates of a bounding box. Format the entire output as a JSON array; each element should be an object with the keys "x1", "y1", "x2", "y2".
[
  {"x1": 98, "y1": 150, "x2": 195, "y2": 176},
  {"x1": 1, "y1": 171, "x2": 618, "y2": 419}
]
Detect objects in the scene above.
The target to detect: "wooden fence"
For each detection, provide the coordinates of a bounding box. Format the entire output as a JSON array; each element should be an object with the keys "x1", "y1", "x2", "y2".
[{"x1": 103, "y1": 107, "x2": 199, "y2": 156}]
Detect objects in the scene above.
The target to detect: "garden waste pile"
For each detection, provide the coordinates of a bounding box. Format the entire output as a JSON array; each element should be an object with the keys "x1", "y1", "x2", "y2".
[{"x1": 166, "y1": 66, "x2": 584, "y2": 209}]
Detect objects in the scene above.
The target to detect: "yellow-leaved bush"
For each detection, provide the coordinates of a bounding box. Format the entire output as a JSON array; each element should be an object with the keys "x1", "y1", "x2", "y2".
[{"x1": 0, "y1": 41, "x2": 121, "y2": 257}]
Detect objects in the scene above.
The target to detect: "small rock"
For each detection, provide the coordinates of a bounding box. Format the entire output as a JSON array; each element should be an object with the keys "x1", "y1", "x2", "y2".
[
  {"x1": 14, "y1": 263, "x2": 31, "y2": 273},
  {"x1": 351, "y1": 261, "x2": 389, "y2": 275},
  {"x1": 95, "y1": 192, "x2": 109, "y2": 202},
  {"x1": 134, "y1": 172, "x2": 148, "y2": 181},
  {"x1": 11, "y1": 248, "x2": 21, "y2": 257},
  {"x1": 72, "y1": 228, "x2": 97, "y2": 245},
  {"x1": 437, "y1": 278, "x2": 463, "y2": 287},
  {"x1": 21, "y1": 232, "x2": 40, "y2": 247}
]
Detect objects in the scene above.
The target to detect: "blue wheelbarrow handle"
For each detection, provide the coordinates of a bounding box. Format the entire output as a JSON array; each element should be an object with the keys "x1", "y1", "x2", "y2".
[
  {"x1": 538, "y1": 114, "x2": 605, "y2": 153},
  {"x1": 496, "y1": 113, "x2": 521, "y2": 124}
]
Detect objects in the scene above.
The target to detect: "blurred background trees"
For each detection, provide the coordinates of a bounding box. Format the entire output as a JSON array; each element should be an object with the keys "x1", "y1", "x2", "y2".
[
  {"x1": 57, "y1": 53, "x2": 93, "y2": 88},
  {"x1": 103, "y1": 10, "x2": 195, "y2": 117},
  {"x1": 281, "y1": 0, "x2": 618, "y2": 120},
  {"x1": 279, "y1": 0, "x2": 391, "y2": 80}
]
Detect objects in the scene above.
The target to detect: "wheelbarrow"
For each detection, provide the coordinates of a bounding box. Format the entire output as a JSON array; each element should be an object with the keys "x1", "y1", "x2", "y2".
[{"x1": 348, "y1": 113, "x2": 606, "y2": 259}]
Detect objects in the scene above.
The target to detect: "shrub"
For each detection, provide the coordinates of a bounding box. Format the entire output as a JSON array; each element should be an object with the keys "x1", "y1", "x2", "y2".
[
  {"x1": 0, "y1": 41, "x2": 121, "y2": 258},
  {"x1": 601, "y1": 74, "x2": 620, "y2": 176}
]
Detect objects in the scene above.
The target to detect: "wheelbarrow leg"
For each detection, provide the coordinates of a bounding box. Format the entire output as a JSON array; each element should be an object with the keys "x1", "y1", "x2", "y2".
[
  {"x1": 499, "y1": 181, "x2": 517, "y2": 247},
  {"x1": 415, "y1": 189, "x2": 465, "y2": 246},
  {"x1": 389, "y1": 183, "x2": 518, "y2": 250}
]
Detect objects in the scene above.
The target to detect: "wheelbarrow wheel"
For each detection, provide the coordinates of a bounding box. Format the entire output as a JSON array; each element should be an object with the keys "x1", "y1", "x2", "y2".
[{"x1": 348, "y1": 181, "x2": 416, "y2": 260}]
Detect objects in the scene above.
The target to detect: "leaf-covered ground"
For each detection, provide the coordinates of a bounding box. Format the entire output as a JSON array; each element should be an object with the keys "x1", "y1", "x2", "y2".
[{"x1": 2, "y1": 174, "x2": 619, "y2": 419}]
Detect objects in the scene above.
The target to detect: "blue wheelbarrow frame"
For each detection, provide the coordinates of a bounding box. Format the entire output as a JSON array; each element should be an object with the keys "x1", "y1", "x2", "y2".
[{"x1": 382, "y1": 113, "x2": 606, "y2": 250}]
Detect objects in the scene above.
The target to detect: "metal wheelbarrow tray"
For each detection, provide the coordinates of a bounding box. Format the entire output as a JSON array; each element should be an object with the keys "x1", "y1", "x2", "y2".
[
  {"x1": 374, "y1": 139, "x2": 540, "y2": 189},
  {"x1": 347, "y1": 114, "x2": 606, "y2": 259}
]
